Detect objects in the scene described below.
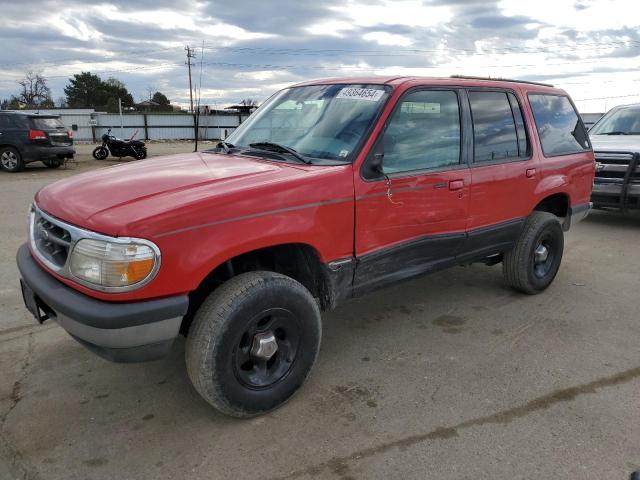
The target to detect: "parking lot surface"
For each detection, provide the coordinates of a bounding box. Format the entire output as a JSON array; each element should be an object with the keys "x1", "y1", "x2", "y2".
[{"x1": 1, "y1": 144, "x2": 639, "y2": 480}]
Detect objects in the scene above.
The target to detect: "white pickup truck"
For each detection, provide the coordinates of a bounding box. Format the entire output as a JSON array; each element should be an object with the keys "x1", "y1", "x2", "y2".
[{"x1": 589, "y1": 104, "x2": 640, "y2": 210}]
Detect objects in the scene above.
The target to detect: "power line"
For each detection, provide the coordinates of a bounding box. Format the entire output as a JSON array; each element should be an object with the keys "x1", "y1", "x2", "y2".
[{"x1": 0, "y1": 46, "x2": 182, "y2": 69}]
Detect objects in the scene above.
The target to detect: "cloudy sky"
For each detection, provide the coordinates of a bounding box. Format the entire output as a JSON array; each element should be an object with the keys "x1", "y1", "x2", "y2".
[{"x1": 1, "y1": 0, "x2": 639, "y2": 112}]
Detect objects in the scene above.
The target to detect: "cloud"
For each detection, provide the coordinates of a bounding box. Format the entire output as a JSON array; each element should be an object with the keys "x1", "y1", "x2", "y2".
[{"x1": 0, "y1": 0, "x2": 639, "y2": 112}]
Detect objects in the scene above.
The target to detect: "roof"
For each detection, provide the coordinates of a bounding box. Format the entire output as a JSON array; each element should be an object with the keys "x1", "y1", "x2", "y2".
[
  {"x1": 3, "y1": 111, "x2": 60, "y2": 118},
  {"x1": 290, "y1": 75, "x2": 564, "y2": 94}
]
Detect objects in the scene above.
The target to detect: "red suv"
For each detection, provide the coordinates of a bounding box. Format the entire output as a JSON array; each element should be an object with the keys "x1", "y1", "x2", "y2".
[{"x1": 17, "y1": 76, "x2": 595, "y2": 417}]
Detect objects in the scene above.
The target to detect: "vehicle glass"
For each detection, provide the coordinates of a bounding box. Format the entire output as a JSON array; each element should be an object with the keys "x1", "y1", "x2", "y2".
[
  {"x1": 589, "y1": 106, "x2": 640, "y2": 135},
  {"x1": 528, "y1": 94, "x2": 590, "y2": 156},
  {"x1": 0, "y1": 115, "x2": 13, "y2": 128},
  {"x1": 31, "y1": 117, "x2": 65, "y2": 129},
  {"x1": 469, "y1": 91, "x2": 520, "y2": 162},
  {"x1": 382, "y1": 90, "x2": 460, "y2": 174},
  {"x1": 507, "y1": 92, "x2": 529, "y2": 157},
  {"x1": 226, "y1": 84, "x2": 389, "y2": 162}
]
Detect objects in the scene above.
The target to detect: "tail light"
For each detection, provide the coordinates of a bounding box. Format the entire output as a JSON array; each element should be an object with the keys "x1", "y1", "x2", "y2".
[
  {"x1": 28, "y1": 129, "x2": 47, "y2": 141},
  {"x1": 68, "y1": 130, "x2": 73, "y2": 139}
]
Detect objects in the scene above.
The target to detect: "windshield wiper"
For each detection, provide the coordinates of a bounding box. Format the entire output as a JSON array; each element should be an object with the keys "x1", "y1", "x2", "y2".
[
  {"x1": 249, "y1": 142, "x2": 312, "y2": 164},
  {"x1": 601, "y1": 131, "x2": 629, "y2": 135},
  {"x1": 217, "y1": 140, "x2": 235, "y2": 153}
]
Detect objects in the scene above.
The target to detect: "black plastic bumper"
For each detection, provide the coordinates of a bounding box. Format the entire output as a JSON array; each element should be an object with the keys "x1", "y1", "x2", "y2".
[
  {"x1": 23, "y1": 145, "x2": 75, "y2": 163},
  {"x1": 16, "y1": 244, "x2": 189, "y2": 362}
]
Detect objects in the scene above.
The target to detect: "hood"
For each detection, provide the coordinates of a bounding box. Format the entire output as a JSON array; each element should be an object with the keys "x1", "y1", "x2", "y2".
[
  {"x1": 590, "y1": 134, "x2": 640, "y2": 153},
  {"x1": 35, "y1": 152, "x2": 316, "y2": 236}
]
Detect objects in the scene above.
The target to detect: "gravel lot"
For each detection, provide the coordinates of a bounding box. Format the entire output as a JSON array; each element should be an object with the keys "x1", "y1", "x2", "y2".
[{"x1": 1, "y1": 143, "x2": 639, "y2": 480}]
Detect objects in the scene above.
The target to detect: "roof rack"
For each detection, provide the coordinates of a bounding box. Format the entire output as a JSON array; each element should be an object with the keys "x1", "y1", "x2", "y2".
[{"x1": 450, "y1": 75, "x2": 554, "y2": 88}]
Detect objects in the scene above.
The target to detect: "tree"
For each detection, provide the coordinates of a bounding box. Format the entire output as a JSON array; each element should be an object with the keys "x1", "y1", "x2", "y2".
[
  {"x1": 151, "y1": 91, "x2": 171, "y2": 111},
  {"x1": 15, "y1": 71, "x2": 52, "y2": 108},
  {"x1": 240, "y1": 98, "x2": 258, "y2": 107},
  {"x1": 64, "y1": 72, "x2": 134, "y2": 112}
]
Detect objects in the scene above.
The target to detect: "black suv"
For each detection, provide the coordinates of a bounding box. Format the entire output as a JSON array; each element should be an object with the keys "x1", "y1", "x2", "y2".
[{"x1": 0, "y1": 112, "x2": 75, "y2": 172}]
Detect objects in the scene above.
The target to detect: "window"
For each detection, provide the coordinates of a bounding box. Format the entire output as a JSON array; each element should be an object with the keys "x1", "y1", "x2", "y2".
[
  {"x1": 588, "y1": 105, "x2": 640, "y2": 135},
  {"x1": 508, "y1": 93, "x2": 529, "y2": 157},
  {"x1": 469, "y1": 91, "x2": 523, "y2": 162},
  {"x1": 227, "y1": 84, "x2": 389, "y2": 161},
  {"x1": 31, "y1": 117, "x2": 65, "y2": 129},
  {"x1": 528, "y1": 94, "x2": 590, "y2": 156},
  {"x1": 382, "y1": 90, "x2": 461, "y2": 174},
  {"x1": 0, "y1": 115, "x2": 14, "y2": 128}
]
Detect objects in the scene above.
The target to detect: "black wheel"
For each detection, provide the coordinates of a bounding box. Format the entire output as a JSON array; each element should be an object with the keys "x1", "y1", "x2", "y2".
[
  {"x1": 0, "y1": 147, "x2": 24, "y2": 172},
  {"x1": 186, "y1": 271, "x2": 321, "y2": 417},
  {"x1": 134, "y1": 147, "x2": 147, "y2": 160},
  {"x1": 92, "y1": 146, "x2": 108, "y2": 160},
  {"x1": 43, "y1": 159, "x2": 62, "y2": 169},
  {"x1": 503, "y1": 211, "x2": 564, "y2": 294}
]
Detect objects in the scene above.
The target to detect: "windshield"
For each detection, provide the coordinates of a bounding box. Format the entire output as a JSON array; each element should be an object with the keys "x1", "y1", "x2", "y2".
[
  {"x1": 31, "y1": 117, "x2": 65, "y2": 130},
  {"x1": 226, "y1": 84, "x2": 390, "y2": 161},
  {"x1": 590, "y1": 106, "x2": 640, "y2": 135}
]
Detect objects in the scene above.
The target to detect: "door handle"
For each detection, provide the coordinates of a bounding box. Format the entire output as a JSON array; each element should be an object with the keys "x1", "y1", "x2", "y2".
[
  {"x1": 449, "y1": 179, "x2": 465, "y2": 191},
  {"x1": 526, "y1": 168, "x2": 536, "y2": 178}
]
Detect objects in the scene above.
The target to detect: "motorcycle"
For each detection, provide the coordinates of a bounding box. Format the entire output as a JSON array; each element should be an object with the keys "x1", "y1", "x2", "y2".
[{"x1": 92, "y1": 128, "x2": 147, "y2": 160}]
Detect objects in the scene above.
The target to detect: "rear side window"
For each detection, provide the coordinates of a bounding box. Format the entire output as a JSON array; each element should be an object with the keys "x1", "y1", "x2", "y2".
[
  {"x1": 381, "y1": 89, "x2": 461, "y2": 174},
  {"x1": 469, "y1": 91, "x2": 526, "y2": 162},
  {"x1": 528, "y1": 94, "x2": 590, "y2": 156},
  {"x1": 30, "y1": 117, "x2": 65, "y2": 129}
]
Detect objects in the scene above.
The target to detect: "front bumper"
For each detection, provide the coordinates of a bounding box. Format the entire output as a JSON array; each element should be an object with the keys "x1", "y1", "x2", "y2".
[
  {"x1": 591, "y1": 182, "x2": 640, "y2": 210},
  {"x1": 16, "y1": 244, "x2": 188, "y2": 363},
  {"x1": 23, "y1": 145, "x2": 75, "y2": 163}
]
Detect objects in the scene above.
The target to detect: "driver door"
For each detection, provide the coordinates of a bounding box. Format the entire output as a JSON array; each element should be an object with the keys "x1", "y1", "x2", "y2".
[{"x1": 353, "y1": 88, "x2": 471, "y2": 294}]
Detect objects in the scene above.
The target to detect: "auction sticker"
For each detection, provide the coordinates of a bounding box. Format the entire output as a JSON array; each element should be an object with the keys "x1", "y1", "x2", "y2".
[{"x1": 336, "y1": 88, "x2": 385, "y2": 102}]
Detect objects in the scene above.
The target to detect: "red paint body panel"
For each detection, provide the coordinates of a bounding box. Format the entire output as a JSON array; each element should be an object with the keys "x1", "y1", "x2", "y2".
[{"x1": 32, "y1": 76, "x2": 594, "y2": 303}]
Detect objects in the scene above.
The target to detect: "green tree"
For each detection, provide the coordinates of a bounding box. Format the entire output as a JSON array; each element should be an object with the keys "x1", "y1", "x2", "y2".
[
  {"x1": 151, "y1": 91, "x2": 171, "y2": 111},
  {"x1": 64, "y1": 72, "x2": 134, "y2": 112}
]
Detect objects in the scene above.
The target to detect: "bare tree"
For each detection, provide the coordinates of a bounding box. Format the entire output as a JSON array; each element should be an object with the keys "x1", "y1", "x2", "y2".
[
  {"x1": 146, "y1": 85, "x2": 158, "y2": 102},
  {"x1": 240, "y1": 98, "x2": 258, "y2": 107},
  {"x1": 17, "y1": 71, "x2": 52, "y2": 107}
]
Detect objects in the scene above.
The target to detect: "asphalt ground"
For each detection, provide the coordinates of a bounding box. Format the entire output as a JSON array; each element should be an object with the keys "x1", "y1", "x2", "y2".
[{"x1": 1, "y1": 143, "x2": 639, "y2": 480}]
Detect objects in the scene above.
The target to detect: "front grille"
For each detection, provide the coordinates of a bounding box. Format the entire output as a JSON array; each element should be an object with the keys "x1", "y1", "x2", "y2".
[
  {"x1": 32, "y1": 210, "x2": 72, "y2": 268},
  {"x1": 594, "y1": 152, "x2": 640, "y2": 184}
]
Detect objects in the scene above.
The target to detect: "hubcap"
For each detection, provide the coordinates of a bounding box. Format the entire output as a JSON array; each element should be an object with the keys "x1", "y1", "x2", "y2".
[
  {"x1": 532, "y1": 234, "x2": 557, "y2": 279},
  {"x1": 233, "y1": 308, "x2": 300, "y2": 389},
  {"x1": 251, "y1": 331, "x2": 278, "y2": 360},
  {"x1": 534, "y1": 244, "x2": 549, "y2": 263},
  {"x1": 1, "y1": 151, "x2": 18, "y2": 169}
]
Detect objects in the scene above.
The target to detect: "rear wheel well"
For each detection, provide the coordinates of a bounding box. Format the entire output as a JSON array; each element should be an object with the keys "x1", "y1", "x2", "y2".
[
  {"x1": 534, "y1": 193, "x2": 569, "y2": 219},
  {"x1": 181, "y1": 244, "x2": 330, "y2": 335}
]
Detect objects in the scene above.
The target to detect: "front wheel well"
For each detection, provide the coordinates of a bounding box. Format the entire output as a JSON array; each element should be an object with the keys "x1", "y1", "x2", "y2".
[{"x1": 181, "y1": 244, "x2": 331, "y2": 335}]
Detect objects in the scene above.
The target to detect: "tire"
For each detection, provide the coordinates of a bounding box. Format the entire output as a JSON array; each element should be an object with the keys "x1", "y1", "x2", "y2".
[
  {"x1": 186, "y1": 271, "x2": 321, "y2": 418},
  {"x1": 0, "y1": 147, "x2": 24, "y2": 172},
  {"x1": 134, "y1": 147, "x2": 147, "y2": 160},
  {"x1": 92, "y1": 146, "x2": 109, "y2": 160},
  {"x1": 43, "y1": 159, "x2": 62, "y2": 169},
  {"x1": 503, "y1": 211, "x2": 564, "y2": 294}
]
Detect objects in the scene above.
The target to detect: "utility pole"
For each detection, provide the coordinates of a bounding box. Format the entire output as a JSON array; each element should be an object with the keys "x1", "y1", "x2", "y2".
[{"x1": 185, "y1": 46, "x2": 196, "y2": 114}]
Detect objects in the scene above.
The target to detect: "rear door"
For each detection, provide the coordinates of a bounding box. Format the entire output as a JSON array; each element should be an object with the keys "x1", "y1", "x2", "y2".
[
  {"x1": 30, "y1": 116, "x2": 72, "y2": 146},
  {"x1": 0, "y1": 114, "x2": 21, "y2": 148},
  {"x1": 353, "y1": 88, "x2": 471, "y2": 293},
  {"x1": 459, "y1": 89, "x2": 537, "y2": 262}
]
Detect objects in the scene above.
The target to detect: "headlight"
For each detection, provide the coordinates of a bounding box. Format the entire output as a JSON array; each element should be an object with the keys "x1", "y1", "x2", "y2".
[{"x1": 69, "y1": 239, "x2": 159, "y2": 289}]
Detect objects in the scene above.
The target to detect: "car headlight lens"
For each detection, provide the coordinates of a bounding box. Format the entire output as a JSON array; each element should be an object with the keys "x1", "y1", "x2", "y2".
[{"x1": 69, "y1": 239, "x2": 158, "y2": 288}]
